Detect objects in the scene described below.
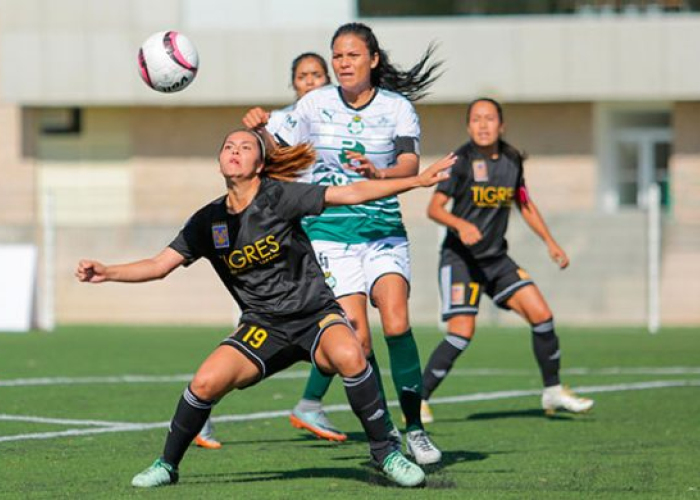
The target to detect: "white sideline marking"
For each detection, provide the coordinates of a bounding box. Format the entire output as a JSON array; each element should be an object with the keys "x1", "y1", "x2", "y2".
[
  {"x1": 0, "y1": 415, "x2": 134, "y2": 427},
  {"x1": 0, "y1": 379, "x2": 698, "y2": 444},
  {"x1": 2, "y1": 366, "x2": 700, "y2": 387}
]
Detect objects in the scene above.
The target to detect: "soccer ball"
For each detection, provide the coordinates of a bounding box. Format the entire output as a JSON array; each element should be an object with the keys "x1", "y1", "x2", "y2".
[{"x1": 137, "y1": 31, "x2": 199, "y2": 93}]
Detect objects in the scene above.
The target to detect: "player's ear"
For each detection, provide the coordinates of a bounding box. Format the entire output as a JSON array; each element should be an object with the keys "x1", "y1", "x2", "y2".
[{"x1": 370, "y1": 51, "x2": 379, "y2": 69}]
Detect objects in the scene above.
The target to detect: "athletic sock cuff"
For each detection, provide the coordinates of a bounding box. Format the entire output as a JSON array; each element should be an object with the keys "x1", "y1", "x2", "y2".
[
  {"x1": 183, "y1": 385, "x2": 216, "y2": 410},
  {"x1": 532, "y1": 318, "x2": 554, "y2": 334},
  {"x1": 445, "y1": 333, "x2": 471, "y2": 351},
  {"x1": 342, "y1": 365, "x2": 373, "y2": 388},
  {"x1": 384, "y1": 329, "x2": 413, "y2": 346}
]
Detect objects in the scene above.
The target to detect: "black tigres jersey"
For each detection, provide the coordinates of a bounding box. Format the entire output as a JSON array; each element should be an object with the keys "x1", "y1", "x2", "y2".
[
  {"x1": 436, "y1": 141, "x2": 525, "y2": 260},
  {"x1": 169, "y1": 178, "x2": 336, "y2": 320}
]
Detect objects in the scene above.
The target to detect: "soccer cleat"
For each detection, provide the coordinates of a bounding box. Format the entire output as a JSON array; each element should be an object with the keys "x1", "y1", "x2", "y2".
[
  {"x1": 380, "y1": 450, "x2": 426, "y2": 487},
  {"x1": 194, "y1": 434, "x2": 222, "y2": 450},
  {"x1": 131, "y1": 458, "x2": 178, "y2": 488},
  {"x1": 542, "y1": 385, "x2": 595, "y2": 416},
  {"x1": 420, "y1": 400, "x2": 434, "y2": 424},
  {"x1": 406, "y1": 430, "x2": 442, "y2": 465},
  {"x1": 289, "y1": 408, "x2": 347, "y2": 442}
]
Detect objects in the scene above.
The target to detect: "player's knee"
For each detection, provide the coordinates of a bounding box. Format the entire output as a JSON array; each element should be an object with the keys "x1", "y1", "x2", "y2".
[
  {"x1": 330, "y1": 343, "x2": 366, "y2": 376},
  {"x1": 190, "y1": 372, "x2": 223, "y2": 401},
  {"x1": 528, "y1": 306, "x2": 553, "y2": 325},
  {"x1": 377, "y1": 303, "x2": 410, "y2": 335},
  {"x1": 359, "y1": 337, "x2": 372, "y2": 357}
]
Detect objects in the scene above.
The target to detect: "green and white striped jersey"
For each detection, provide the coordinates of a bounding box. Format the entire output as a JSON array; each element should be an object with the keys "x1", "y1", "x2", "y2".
[{"x1": 277, "y1": 86, "x2": 420, "y2": 244}]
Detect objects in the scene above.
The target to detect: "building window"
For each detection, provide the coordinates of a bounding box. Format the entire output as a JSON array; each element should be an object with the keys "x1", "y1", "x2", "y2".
[
  {"x1": 357, "y1": 0, "x2": 697, "y2": 17},
  {"x1": 39, "y1": 108, "x2": 82, "y2": 135}
]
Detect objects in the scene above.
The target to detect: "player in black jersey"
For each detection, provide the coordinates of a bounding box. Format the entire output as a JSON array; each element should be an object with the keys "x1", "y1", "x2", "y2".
[
  {"x1": 194, "y1": 53, "x2": 331, "y2": 451},
  {"x1": 420, "y1": 98, "x2": 594, "y2": 422},
  {"x1": 75, "y1": 129, "x2": 455, "y2": 489}
]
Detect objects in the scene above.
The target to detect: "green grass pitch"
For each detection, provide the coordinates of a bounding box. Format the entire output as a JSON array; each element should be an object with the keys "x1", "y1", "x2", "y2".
[{"x1": 1, "y1": 325, "x2": 698, "y2": 499}]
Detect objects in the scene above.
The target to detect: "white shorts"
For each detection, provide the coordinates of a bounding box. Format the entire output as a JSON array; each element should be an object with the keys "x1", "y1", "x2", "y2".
[{"x1": 312, "y1": 237, "x2": 411, "y2": 303}]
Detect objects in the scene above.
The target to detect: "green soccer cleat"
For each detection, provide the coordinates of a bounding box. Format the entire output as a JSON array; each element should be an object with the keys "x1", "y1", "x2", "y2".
[
  {"x1": 381, "y1": 450, "x2": 426, "y2": 488},
  {"x1": 131, "y1": 458, "x2": 178, "y2": 488}
]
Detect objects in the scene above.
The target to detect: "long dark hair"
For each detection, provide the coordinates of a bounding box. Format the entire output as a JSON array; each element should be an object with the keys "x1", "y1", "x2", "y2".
[
  {"x1": 331, "y1": 22, "x2": 442, "y2": 102},
  {"x1": 290, "y1": 52, "x2": 330, "y2": 86},
  {"x1": 466, "y1": 97, "x2": 527, "y2": 165}
]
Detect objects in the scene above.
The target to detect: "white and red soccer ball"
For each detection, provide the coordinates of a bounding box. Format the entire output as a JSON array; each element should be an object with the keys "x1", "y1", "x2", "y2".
[{"x1": 138, "y1": 31, "x2": 199, "y2": 93}]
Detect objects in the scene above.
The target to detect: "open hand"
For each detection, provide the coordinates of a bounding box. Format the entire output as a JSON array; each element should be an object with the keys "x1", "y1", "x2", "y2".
[{"x1": 417, "y1": 153, "x2": 456, "y2": 187}]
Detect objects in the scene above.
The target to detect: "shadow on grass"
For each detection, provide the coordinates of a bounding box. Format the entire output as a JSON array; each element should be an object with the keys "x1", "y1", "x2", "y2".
[
  {"x1": 184, "y1": 450, "x2": 490, "y2": 489},
  {"x1": 464, "y1": 408, "x2": 595, "y2": 422}
]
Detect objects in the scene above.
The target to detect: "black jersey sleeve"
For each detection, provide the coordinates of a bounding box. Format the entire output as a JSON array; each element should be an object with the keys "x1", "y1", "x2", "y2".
[
  {"x1": 168, "y1": 212, "x2": 206, "y2": 266},
  {"x1": 436, "y1": 154, "x2": 470, "y2": 198},
  {"x1": 272, "y1": 181, "x2": 328, "y2": 220}
]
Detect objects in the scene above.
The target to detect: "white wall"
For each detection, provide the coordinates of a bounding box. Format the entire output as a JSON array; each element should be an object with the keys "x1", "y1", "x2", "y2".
[{"x1": 1, "y1": 0, "x2": 699, "y2": 105}]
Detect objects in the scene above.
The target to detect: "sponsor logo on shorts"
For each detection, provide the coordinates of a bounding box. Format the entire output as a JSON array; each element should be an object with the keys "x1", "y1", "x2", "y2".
[
  {"x1": 318, "y1": 313, "x2": 344, "y2": 329},
  {"x1": 517, "y1": 268, "x2": 531, "y2": 280},
  {"x1": 212, "y1": 223, "x2": 230, "y2": 249},
  {"x1": 451, "y1": 283, "x2": 466, "y2": 306}
]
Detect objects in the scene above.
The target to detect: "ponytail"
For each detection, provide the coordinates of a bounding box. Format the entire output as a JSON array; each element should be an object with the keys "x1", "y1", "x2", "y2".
[{"x1": 263, "y1": 143, "x2": 316, "y2": 182}]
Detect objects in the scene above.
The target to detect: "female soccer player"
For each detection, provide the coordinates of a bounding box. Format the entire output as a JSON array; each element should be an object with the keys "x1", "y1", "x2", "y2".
[
  {"x1": 243, "y1": 22, "x2": 442, "y2": 465},
  {"x1": 420, "y1": 98, "x2": 594, "y2": 421},
  {"x1": 75, "y1": 129, "x2": 455, "y2": 489},
  {"x1": 266, "y1": 52, "x2": 331, "y2": 135},
  {"x1": 194, "y1": 52, "x2": 331, "y2": 451}
]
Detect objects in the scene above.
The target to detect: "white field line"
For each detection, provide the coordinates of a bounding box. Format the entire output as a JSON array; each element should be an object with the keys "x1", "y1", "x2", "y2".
[
  {"x1": 0, "y1": 415, "x2": 135, "y2": 427},
  {"x1": 2, "y1": 366, "x2": 700, "y2": 388},
  {"x1": 0, "y1": 378, "x2": 698, "y2": 444}
]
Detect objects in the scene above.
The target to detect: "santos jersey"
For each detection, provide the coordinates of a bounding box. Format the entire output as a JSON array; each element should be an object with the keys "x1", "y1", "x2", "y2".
[
  {"x1": 437, "y1": 141, "x2": 526, "y2": 261},
  {"x1": 169, "y1": 178, "x2": 337, "y2": 320},
  {"x1": 266, "y1": 103, "x2": 294, "y2": 137},
  {"x1": 276, "y1": 85, "x2": 420, "y2": 244}
]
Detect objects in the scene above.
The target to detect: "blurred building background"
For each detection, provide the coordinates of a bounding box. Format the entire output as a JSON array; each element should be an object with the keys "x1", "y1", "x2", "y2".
[{"x1": 0, "y1": 0, "x2": 699, "y2": 327}]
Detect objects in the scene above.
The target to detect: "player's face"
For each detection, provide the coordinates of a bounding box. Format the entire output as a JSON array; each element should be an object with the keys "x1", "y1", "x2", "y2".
[
  {"x1": 293, "y1": 57, "x2": 328, "y2": 99},
  {"x1": 219, "y1": 131, "x2": 263, "y2": 181},
  {"x1": 331, "y1": 34, "x2": 379, "y2": 93},
  {"x1": 467, "y1": 101, "x2": 504, "y2": 148}
]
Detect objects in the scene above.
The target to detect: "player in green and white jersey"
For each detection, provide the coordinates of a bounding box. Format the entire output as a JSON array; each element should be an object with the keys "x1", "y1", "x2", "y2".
[{"x1": 245, "y1": 22, "x2": 443, "y2": 465}]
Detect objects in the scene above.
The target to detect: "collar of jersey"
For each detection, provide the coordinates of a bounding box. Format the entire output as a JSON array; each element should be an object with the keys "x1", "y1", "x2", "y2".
[{"x1": 337, "y1": 85, "x2": 378, "y2": 112}]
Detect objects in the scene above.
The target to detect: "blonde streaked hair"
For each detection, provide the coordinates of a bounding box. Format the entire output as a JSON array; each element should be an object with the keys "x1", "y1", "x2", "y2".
[{"x1": 220, "y1": 129, "x2": 316, "y2": 182}]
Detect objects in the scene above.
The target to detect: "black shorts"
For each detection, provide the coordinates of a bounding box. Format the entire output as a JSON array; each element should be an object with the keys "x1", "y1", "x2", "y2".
[
  {"x1": 438, "y1": 248, "x2": 534, "y2": 320},
  {"x1": 220, "y1": 306, "x2": 349, "y2": 386}
]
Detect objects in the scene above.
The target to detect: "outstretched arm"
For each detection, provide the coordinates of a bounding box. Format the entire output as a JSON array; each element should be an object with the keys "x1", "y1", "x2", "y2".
[
  {"x1": 324, "y1": 154, "x2": 456, "y2": 206},
  {"x1": 518, "y1": 196, "x2": 569, "y2": 269},
  {"x1": 75, "y1": 247, "x2": 186, "y2": 284}
]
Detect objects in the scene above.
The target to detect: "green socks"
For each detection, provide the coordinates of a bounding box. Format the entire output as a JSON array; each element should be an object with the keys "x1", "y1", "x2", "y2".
[{"x1": 386, "y1": 329, "x2": 423, "y2": 432}]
